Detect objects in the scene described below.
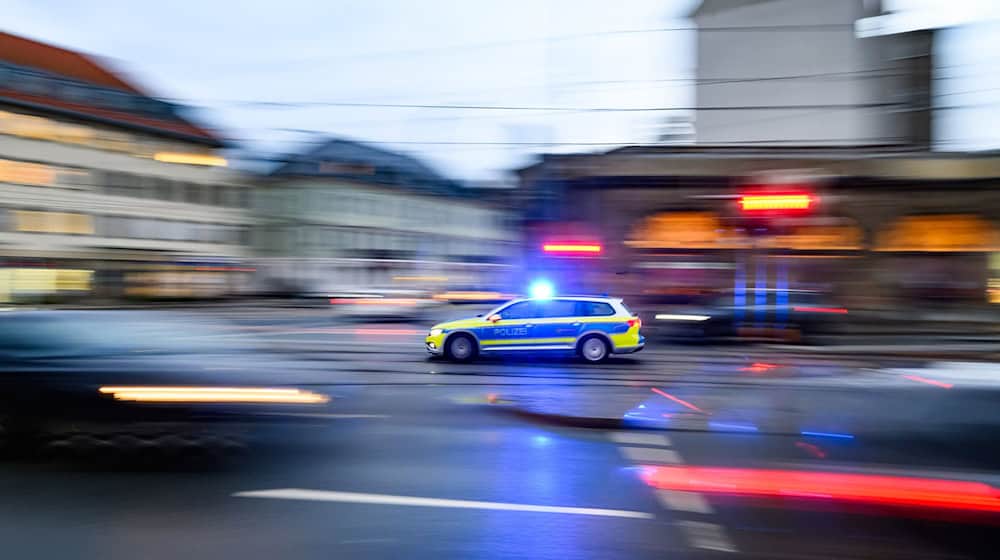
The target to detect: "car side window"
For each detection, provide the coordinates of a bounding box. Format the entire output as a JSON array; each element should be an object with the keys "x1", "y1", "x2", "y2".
[
  {"x1": 577, "y1": 301, "x2": 615, "y2": 316},
  {"x1": 537, "y1": 300, "x2": 577, "y2": 318},
  {"x1": 499, "y1": 302, "x2": 539, "y2": 320}
]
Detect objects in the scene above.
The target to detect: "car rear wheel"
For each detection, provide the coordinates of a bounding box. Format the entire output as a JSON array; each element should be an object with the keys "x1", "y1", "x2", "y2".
[
  {"x1": 446, "y1": 334, "x2": 477, "y2": 362},
  {"x1": 579, "y1": 336, "x2": 609, "y2": 363}
]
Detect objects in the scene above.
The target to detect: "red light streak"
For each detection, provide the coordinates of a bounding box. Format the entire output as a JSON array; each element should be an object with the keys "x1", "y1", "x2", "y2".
[
  {"x1": 792, "y1": 306, "x2": 848, "y2": 314},
  {"x1": 740, "y1": 362, "x2": 780, "y2": 373},
  {"x1": 794, "y1": 441, "x2": 827, "y2": 459},
  {"x1": 903, "y1": 374, "x2": 954, "y2": 389},
  {"x1": 650, "y1": 387, "x2": 705, "y2": 413},
  {"x1": 640, "y1": 466, "x2": 1000, "y2": 513},
  {"x1": 542, "y1": 244, "x2": 603, "y2": 253}
]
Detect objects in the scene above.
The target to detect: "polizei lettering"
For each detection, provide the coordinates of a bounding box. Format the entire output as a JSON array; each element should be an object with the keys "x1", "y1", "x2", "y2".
[{"x1": 493, "y1": 327, "x2": 528, "y2": 337}]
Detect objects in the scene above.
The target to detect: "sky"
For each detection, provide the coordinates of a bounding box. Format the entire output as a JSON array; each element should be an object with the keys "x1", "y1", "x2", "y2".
[
  {"x1": 3, "y1": 0, "x2": 1000, "y2": 181},
  {"x1": 3, "y1": 0, "x2": 699, "y2": 181}
]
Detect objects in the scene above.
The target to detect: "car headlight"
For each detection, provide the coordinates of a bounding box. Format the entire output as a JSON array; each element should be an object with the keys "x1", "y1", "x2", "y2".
[{"x1": 429, "y1": 328, "x2": 443, "y2": 336}]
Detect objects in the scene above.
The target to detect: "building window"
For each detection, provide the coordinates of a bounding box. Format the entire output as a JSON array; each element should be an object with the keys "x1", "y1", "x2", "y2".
[
  {"x1": 152, "y1": 178, "x2": 173, "y2": 201},
  {"x1": 236, "y1": 188, "x2": 250, "y2": 208},
  {"x1": 184, "y1": 183, "x2": 202, "y2": 204},
  {"x1": 13, "y1": 210, "x2": 93, "y2": 235},
  {"x1": 104, "y1": 171, "x2": 137, "y2": 197}
]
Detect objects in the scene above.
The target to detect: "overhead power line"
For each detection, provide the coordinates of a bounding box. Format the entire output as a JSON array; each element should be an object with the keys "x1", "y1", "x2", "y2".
[
  {"x1": 260, "y1": 24, "x2": 855, "y2": 65},
  {"x1": 192, "y1": 100, "x2": 906, "y2": 112}
]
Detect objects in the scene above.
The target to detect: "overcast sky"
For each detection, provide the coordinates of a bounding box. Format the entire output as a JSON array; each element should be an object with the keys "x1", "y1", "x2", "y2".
[{"x1": 4, "y1": 0, "x2": 1000, "y2": 180}]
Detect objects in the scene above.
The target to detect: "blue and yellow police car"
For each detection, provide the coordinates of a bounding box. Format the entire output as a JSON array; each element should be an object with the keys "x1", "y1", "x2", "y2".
[{"x1": 425, "y1": 296, "x2": 644, "y2": 362}]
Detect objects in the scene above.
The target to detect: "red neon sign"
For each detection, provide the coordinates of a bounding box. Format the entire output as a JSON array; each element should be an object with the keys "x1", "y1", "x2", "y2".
[
  {"x1": 739, "y1": 194, "x2": 813, "y2": 212},
  {"x1": 542, "y1": 243, "x2": 603, "y2": 254}
]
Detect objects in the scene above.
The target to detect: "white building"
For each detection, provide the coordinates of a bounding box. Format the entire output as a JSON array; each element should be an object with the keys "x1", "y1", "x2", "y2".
[
  {"x1": 692, "y1": 0, "x2": 932, "y2": 147},
  {"x1": 0, "y1": 32, "x2": 253, "y2": 301},
  {"x1": 254, "y1": 138, "x2": 515, "y2": 295}
]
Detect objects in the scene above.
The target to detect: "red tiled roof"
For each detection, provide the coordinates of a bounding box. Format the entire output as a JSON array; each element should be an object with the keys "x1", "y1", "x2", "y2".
[
  {"x1": 0, "y1": 31, "x2": 221, "y2": 145},
  {"x1": 0, "y1": 32, "x2": 142, "y2": 94},
  {"x1": 0, "y1": 89, "x2": 219, "y2": 143}
]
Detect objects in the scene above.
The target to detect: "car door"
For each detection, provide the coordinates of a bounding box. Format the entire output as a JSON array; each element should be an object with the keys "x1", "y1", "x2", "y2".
[
  {"x1": 533, "y1": 299, "x2": 582, "y2": 347},
  {"x1": 477, "y1": 301, "x2": 540, "y2": 350}
]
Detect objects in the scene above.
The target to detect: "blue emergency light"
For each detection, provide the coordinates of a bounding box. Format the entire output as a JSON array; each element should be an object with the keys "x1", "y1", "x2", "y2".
[{"x1": 529, "y1": 279, "x2": 554, "y2": 299}]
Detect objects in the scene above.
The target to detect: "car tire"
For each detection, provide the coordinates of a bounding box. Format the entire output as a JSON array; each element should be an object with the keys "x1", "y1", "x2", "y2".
[
  {"x1": 578, "y1": 335, "x2": 609, "y2": 363},
  {"x1": 445, "y1": 334, "x2": 477, "y2": 362}
]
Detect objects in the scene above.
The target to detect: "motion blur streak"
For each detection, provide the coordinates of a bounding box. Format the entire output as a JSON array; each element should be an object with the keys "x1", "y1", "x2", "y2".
[
  {"x1": 352, "y1": 328, "x2": 423, "y2": 336},
  {"x1": 740, "y1": 362, "x2": 780, "y2": 373},
  {"x1": 800, "y1": 431, "x2": 855, "y2": 439},
  {"x1": 903, "y1": 374, "x2": 955, "y2": 389},
  {"x1": 792, "y1": 306, "x2": 849, "y2": 314},
  {"x1": 640, "y1": 466, "x2": 1000, "y2": 513},
  {"x1": 151, "y1": 152, "x2": 228, "y2": 166},
  {"x1": 98, "y1": 386, "x2": 329, "y2": 404},
  {"x1": 655, "y1": 314, "x2": 711, "y2": 321},
  {"x1": 650, "y1": 387, "x2": 706, "y2": 413}
]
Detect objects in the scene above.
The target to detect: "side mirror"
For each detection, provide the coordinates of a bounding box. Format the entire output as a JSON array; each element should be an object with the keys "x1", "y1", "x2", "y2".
[{"x1": 488, "y1": 314, "x2": 501, "y2": 323}]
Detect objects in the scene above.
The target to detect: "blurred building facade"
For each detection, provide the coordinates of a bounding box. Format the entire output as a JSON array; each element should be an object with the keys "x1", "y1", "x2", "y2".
[
  {"x1": 518, "y1": 146, "x2": 1000, "y2": 310},
  {"x1": 0, "y1": 32, "x2": 253, "y2": 301},
  {"x1": 693, "y1": 0, "x2": 932, "y2": 147},
  {"x1": 254, "y1": 138, "x2": 516, "y2": 295}
]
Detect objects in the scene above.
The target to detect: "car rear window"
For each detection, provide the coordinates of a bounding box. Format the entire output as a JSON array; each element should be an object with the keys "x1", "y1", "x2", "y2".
[{"x1": 577, "y1": 301, "x2": 615, "y2": 316}]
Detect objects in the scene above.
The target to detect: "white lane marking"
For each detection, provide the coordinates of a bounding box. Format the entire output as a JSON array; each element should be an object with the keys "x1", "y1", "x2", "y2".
[
  {"x1": 620, "y1": 446, "x2": 682, "y2": 465},
  {"x1": 678, "y1": 520, "x2": 737, "y2": 553},
  {"x1": 234, "y1": 489, "x2": 655, "y2": 519},
  {"x1": 655, "y1": 490, "x2": 713, "y2": 514},
  {"x1": 609, "y1": 432, "x2": 672, "y2": 447}
]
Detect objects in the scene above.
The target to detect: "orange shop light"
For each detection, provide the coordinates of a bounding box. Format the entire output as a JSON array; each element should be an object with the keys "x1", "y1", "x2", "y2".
[{"x1": 739, "y1": 194, "x2": 813, "y2": 211}]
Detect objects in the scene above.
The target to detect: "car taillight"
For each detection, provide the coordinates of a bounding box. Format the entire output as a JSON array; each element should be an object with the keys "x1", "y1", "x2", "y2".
[{"x1": 628, "y1": 317, "x2": 641, "y2": 328}]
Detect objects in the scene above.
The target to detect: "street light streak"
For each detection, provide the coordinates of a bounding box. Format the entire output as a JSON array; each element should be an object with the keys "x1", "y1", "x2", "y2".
[{"x1": 650, "y1": 387, "x2": 705, "y2": 413}]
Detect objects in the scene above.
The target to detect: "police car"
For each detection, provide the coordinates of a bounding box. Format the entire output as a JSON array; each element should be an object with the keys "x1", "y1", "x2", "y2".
[{"x1": 425, "y1": 296, "x2": 644, "y2": 362}]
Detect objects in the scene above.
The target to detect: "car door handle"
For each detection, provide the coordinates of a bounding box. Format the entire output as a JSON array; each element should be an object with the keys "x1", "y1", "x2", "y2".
[
  {"x1": 524, "y1": 324, "x2": 534, "y2": 328},
  {"x1": 571, "y1": 322, "x2": 581, "y2": 327}
]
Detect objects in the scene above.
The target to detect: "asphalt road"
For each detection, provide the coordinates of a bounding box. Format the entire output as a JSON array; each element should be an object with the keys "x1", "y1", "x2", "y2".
[{"x1": 0, "y1": 311, "x2": 997, "y2": 559}]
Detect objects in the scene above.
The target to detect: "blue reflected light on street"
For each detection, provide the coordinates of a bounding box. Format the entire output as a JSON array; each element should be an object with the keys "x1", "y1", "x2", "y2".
[
  {"x1": 709, "y1": 421, "x2": 759, "y2": 433},
  {"x1": 801, "y1": 430, "x2": 855, "y2": 440}
]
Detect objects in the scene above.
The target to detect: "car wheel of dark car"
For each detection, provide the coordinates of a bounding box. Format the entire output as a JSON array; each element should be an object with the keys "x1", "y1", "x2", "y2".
[
  {"x1": 578, "y1": 335, "x2": 609, "y2": 363},
  {"x1": 446, "y1": 334, "x2": 477, "y2": 362}
]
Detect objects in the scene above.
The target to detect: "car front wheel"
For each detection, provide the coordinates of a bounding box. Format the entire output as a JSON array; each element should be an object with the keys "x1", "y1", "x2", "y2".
[{"x1": 445, "y1": 334, "x2": 477, "y2": 362}]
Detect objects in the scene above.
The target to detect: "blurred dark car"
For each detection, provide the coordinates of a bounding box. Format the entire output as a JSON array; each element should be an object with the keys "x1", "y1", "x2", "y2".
[
  {"x1": 649, "y1": 290, "x2": 848, "y2": 341},
  {"x1": 0, "y1": 311, "x2": 331, "y2": 454}
]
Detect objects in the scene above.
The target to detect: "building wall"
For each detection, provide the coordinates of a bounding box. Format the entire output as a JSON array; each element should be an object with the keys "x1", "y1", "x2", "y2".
[
  {"x1": 693, "y1": 0, "x2": 931, "y2": 146},
  {"x1": 254, "y1": 180, "x2": 516, "y2": 294},
  {"x1": 0, "y1": 120, "x2": 254, "y2": 300}
]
